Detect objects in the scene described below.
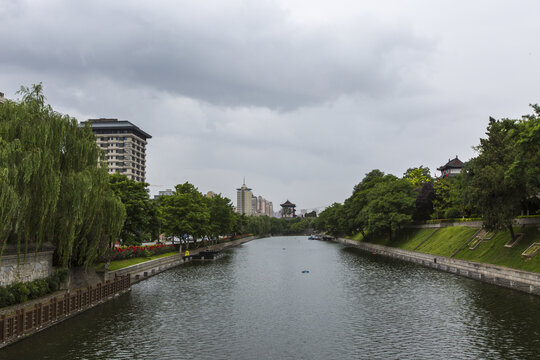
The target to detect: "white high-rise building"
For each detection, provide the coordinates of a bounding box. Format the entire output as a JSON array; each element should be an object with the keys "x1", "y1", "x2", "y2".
[{"x1": 81, "y1": 118, "x2": 151, "y2": 182}]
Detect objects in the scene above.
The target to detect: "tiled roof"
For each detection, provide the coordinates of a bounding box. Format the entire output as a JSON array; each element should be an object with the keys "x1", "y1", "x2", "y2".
[
  {"x1": 437, "y1": 156, "x2": 464, "y2": 171},
  {"x1": 280, "y1": 200, "x2": 296, "y2": 207}
]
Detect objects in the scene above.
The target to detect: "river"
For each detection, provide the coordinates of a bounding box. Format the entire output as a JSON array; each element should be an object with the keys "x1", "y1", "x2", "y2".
[{"x1": 4, "y1": 236, "x2": 540, "y2": 359}]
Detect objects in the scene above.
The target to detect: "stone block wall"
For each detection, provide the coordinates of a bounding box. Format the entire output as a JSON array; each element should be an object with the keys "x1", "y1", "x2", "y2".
[{"x1": 0, "y1": 251, "x2": 55, "y2": 286}]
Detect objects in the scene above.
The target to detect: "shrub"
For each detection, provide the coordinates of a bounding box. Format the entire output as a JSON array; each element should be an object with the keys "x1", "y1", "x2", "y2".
[
  {"x1": 444, "y1": 208, "x2": 461, "y2": 219},
  {"x1": 11, "y1": 283, "x2": 30, "y2": 303},
  {"x1": 57, "y1": 268, "x2": 70, "y2": 283},
  {"x1": 0, "y1": 287, "x2": 15, "y2": 307},
  {"x1": 47, "y1": 277, "x2": 60, "y2": 292}
]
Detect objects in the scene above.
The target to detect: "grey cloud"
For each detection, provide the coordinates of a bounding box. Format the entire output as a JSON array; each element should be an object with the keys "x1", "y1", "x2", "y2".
[{"x1": 0, "y1": 1, "x2": 432, "y2": 110}]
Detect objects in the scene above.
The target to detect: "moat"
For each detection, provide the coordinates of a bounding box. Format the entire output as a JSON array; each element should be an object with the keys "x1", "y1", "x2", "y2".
[{"x1": 4, "y1": 236, "x2": 540, "y2": 359}]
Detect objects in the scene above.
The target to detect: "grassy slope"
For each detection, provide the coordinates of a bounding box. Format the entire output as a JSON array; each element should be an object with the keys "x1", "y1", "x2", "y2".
[
  {"x1": 360, "y1": 226, "x2": 540, "y2": 273},
  {"x1": 453, "y1": 227, "x2": 540, "y2": 272},
  {"x1": 93, "y1": 251, "x2": 178, "y2": 271},
  {"x1": 415, "y1": 227, "x2": 478, "y2": 257}
]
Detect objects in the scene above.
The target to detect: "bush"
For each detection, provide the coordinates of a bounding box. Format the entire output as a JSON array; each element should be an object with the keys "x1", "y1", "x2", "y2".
[
  {"x1": 0, "y1": 268, "x2": 71, "y2": 308},
  {"x1": 47, "y1": 277, "x2": 60, "y2": 292},
  {"x1": 444, "y1": 208, "x2": 461, "y2": 219},
  {"x1": 0, "y1": 287, "x2": 15, "y2": 307},
  {"x1": 57, "y1": 268, "x2": 70, "y2": 283},
  {"x1": 11, "y1": 283, "x2": 30, "y2": 303}
]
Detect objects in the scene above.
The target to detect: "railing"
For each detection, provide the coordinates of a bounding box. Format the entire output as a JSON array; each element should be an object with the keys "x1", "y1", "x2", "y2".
[{"x1": 0, "y1": 275, "x2": 130, "y2": 346}]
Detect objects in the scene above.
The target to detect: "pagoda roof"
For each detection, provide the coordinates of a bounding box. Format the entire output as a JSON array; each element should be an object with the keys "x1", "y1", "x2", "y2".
[
  {"x1": 437, "y1": 156, "x2": 464, "y2": 171},
  {"x1": 280, "y1": 200, "x2": 296, "y2": 207}
]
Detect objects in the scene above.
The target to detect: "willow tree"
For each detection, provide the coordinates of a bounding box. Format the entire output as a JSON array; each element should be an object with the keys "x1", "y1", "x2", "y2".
[{"x1": 0, "y1": 84, "x2": 125, "y2": 267}]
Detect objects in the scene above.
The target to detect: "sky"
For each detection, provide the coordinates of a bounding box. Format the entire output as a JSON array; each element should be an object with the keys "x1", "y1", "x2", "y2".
[{"x1": 1, "y1": 0, "x2": 539, "y2": 211}]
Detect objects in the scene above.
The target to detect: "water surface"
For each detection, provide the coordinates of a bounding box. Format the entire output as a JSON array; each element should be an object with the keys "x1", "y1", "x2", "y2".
[{"x1": 4, "y1": 236, "x2": 540, "y2": 359}]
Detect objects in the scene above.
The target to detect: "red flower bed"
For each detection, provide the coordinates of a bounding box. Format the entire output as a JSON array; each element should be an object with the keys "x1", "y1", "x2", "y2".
[{"x1": 111, "y1": 244, "x2": 176, "y2": 261}]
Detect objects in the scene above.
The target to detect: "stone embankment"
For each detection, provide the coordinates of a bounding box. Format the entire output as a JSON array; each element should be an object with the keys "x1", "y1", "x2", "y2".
[
  {"x1": 0, "y1": 235, "x2": 257, "y2": 349},
  {"x1": 99, "y1": 235, "x2": 257, "y2": 283},
  {"x1": 336, "y1": 238, "x2": 540, "y2": 296}
]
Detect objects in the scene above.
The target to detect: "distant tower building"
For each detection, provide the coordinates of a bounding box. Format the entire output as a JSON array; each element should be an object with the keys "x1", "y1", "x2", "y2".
[
  {"x1": 267, "y1": 202, "x2": 273, "y2": 217},
  {"x1": 437, "y1": 156, "x2": 465, "y2": 178},
  {"x1": 0, "y1": 92, "x2": 5, "y2": 104},
  {"x1": 251, "y1": 195, "x2": 258, "y2": 215},
  {"x1": 280, "y1": 200, "x2": 296, "y2": 218},
  {"x1": 154, "y1": 189, "x2": 174, "y2": 199},
  {"x1": 206, "y1": 191, "x2": 216, "y2": 198},
  {"x1": 81, "y1": 118, "x2": 151, "y2": 182},
  {"x1": 257, "y1": 196, "x2": 264, "y2": 213},
  {"x1": 236, "y1": 179, "x2": 253, "y2": 215}
]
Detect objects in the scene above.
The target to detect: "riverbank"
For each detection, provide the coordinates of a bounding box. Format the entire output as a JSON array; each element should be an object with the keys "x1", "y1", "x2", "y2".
[
  {"x1": 0, "y1": 235, "x2": 258, "y2": 349},
  {"x1": 350, "y1": 226, "x2": 540, "y2": 273},
  {"x1": 335, "y1": 227, "x2": 540, "y2": 296}
]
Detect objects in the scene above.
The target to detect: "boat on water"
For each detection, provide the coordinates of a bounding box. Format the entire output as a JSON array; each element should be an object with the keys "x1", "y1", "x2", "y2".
[{"x1": 308, "y1": 235, "x2": 321, "y2": 240}]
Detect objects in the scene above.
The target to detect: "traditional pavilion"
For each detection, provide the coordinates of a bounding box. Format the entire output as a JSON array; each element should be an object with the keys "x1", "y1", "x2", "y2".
[
  {"x1": 280, "y1": 200, "x2": 296, "y2": 218},
  {"x1": 437, "y1": 156, "x2": 465, "y2": 178}
]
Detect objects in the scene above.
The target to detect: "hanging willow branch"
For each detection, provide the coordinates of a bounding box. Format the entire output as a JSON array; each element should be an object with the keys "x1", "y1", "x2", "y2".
[{"x1": 0, "y1": 84, "x2": 126, "y2": 267}]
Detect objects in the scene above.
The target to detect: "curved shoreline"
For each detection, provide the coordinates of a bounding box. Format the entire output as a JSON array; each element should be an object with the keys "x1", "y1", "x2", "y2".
[{"x1": 334, "y1": 237, "x2": 540, "y2": 296}]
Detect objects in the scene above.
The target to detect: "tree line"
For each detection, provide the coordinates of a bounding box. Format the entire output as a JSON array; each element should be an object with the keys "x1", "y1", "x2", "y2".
[
  {"x1": 0, "y1": 85, "x2": 312, "y2": 268},
  {"x1": 315, "y1": 107, "x2": 540, "y2": 241},
  {"x1": 0, "y1": 85, "x2": 125, "y2": 268}
]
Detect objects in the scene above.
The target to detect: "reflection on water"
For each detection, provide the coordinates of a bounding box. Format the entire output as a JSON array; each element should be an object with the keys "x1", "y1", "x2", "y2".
[{"x1": 4, "y1": 237, "x2": 540, "y2": 359}]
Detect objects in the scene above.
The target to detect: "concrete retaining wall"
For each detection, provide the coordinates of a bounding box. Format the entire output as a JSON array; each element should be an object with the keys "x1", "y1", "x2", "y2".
[
  {"x1": 101, "y1": 235, "x2": 257, "y2": 283},
  {"x1": 0, "y1": 251, "x2": 55, "y2": 286},
  {"x1": 336, "y1": 238, "x2": 540, "y2": 296},
  {"x1": 102, "y1": 254, "x2": 184, "y2": 283}
]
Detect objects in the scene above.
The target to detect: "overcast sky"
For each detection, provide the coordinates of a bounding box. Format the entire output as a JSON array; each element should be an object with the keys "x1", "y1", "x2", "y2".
[{"x1": 1, "y1": 0, "x2": 539, "y2": 210}]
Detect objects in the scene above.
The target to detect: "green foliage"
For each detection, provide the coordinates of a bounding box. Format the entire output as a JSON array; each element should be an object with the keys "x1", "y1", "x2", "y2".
[
  {"x1": 0, "y1": 84, "x2": 126, "y2": 267},
  {"x1": 315, "y1": 203, "x2": 344, "y2": 235},
  {"x1": 10, "y1": 283, "x2": 30, "y2": 303},
  {"x1": 432, "y1": 177, "x2": 452, "y2": 218},
  {"x1": 459, "y1": 117, "x2": 527, "y2": 240},
  {"x1": 364, "y1": 176, "x2": 416, "y2": 239},
  {"x1": 403, "y1": 166, "x2": 432, "y2": 187},
  {"x1": 109, "y1": 174, "x2": 159, "y2": 245},
  {"x1": 206, "y1": 194, "x2": 235, "y2": 238},
  {"x1": 444, "y1": 207, "x2": 461, "y2": 219},
  {"x1": 244, "y1": 215, "x2": 272, "y2": 235},
  {"x1": 158, "y1": 182, "x2": 210, "y2": 247},
  {"x1": 339, "y1": 170, "x2": 387, "y2": 236},
  {"x1": 0, "y1": 268, "x2": 70, "y2": 307}
]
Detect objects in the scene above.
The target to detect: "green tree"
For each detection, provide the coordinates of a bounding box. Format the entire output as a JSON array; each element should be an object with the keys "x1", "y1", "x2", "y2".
[
  {"x1": 341, "y1": 170, "x2": 387, "y2": 236},
  {"x1": 206, "y1": 194, "x2": 235, "y2": 239},
  {"x1": 315, "y1": 203, "x2": 344, "y2": 235},
  {"x1": 432, "y1": 177, "x2": 452, "y2": 219},
  {"x1": 460, "y1": 117, "x2": 526, "y2": 240},
  {"x1": 158, "y1": 182, "x2": 209, "y2": 249},
  {"x1": 109, "y1": 174, "x2": 159, "y2": 245},
  {"x1": 513, "y1": 105, "x2": 540, "y2": 213},
  {"x1": 364, "y1": 176, "x2": 416, "y2": 239},
  {"x1": 403, "y1": 166, "x2": 432, "y2": 187},
  {"x1": 0, "y1": 84, "x2": 125, "y2": 267}
]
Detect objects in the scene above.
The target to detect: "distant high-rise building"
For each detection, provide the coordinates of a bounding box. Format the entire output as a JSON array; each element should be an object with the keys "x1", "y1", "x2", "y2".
[
  {"x1": 154, "y1": 189, "x2": 174, "y2": 199},
  {"x1": 236, "y1": 180, "x2": 253, "y2": 215},
  {"x1": 251, "y1": 195, "x2": 257, "y2": 215},
  {"x1": 0, "y1": 92, "x2": 5, "y2": 103},
  {"x1": 81, "y1": 118, "x2": 151, "y2": 182},
  {"x1": 267, "y1": 202, "x2": 273, "y2": 217}
]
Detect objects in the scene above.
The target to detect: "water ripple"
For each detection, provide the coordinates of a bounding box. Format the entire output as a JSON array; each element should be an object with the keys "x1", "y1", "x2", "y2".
[{"x1": 4, "y1": 237, "x2": 540, "y2": 360}]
